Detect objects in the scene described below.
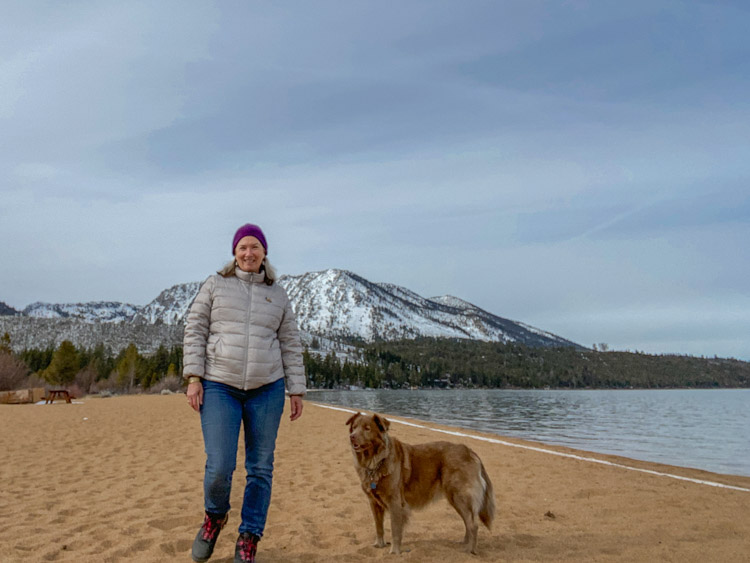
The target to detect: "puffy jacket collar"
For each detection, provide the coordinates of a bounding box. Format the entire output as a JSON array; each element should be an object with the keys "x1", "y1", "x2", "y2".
[{"x1": 235, "y1": 267, "x2": 266, "y2": 284}]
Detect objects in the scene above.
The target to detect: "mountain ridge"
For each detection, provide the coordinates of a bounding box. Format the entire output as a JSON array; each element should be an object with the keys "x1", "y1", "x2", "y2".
[
  {"x1": 0, "y1": 301, "x2": 19, "y2": 316},
  {"x1": 0, "y1": 268, "x2": 580, "y2": 353}
]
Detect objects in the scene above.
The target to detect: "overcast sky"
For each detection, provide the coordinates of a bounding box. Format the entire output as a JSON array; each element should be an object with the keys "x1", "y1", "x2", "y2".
[{"x1": 2, "y1": 1, "x2": 748, "y2": 360}]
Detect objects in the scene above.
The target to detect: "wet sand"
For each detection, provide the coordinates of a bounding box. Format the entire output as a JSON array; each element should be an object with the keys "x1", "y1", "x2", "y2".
[{"x1": 1, "y1": 393, "x2": 749, "y2": 562}]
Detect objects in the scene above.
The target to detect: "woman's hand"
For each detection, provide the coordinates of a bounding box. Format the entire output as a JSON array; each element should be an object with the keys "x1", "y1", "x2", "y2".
[
  {"x1": 187, "y1": 380, "x2": 203, "y2": 412},
  {"x1": 289, "y1": 395, "x2": 303, "y2": 421}
]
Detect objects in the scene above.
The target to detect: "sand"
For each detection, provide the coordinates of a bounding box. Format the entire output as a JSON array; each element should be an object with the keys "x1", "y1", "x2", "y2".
[{"x1": 1, "y1": 394, "x2": 749, "y2": 562}]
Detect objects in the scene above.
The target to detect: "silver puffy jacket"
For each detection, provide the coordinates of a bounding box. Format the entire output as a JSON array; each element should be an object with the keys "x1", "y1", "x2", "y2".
[{"x1": 182, "y1": 268, "x2": 306, "y2": 395}]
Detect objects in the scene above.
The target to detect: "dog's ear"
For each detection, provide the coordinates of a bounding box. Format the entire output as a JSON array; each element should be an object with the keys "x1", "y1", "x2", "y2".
[
  {"x1": 373, "y1": 414, "x2": 390, "y2": 433},
  {"x1": 345, "y1": 412, "x2": 361, "y2": 428}
]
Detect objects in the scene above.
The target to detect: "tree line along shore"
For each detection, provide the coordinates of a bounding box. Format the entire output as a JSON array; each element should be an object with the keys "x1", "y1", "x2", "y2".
[{"x1": 1, "y1": 332, "x2": 748, "y2": 395}]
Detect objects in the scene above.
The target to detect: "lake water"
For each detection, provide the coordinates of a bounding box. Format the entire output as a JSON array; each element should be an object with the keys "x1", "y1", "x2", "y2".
[{"x1": 308, "y1": 388, "x2": 750, "y2": 477}]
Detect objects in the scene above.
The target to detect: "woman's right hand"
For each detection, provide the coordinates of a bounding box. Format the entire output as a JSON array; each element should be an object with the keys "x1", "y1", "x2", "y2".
[{"x1": 186, "y1": 380, "x2": 204, "y2": 412}]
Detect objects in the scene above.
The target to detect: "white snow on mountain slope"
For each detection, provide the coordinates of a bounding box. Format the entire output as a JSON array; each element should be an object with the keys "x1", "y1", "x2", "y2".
[
  {"x1": 3, "y1": 269, "x2": 579, "y2": 351},
  {"x1": 429, "y1": 295, "x2": 479, "y2": 310},
  {"x1": 278, "y1": 269, "x2": 577, "y2": 347},
  {"x1": 134, "y1": 281, "x2": 203, "y2": 324},
  {"x1": 22, "y1": 301, "x2": 140, "y2": 323}
]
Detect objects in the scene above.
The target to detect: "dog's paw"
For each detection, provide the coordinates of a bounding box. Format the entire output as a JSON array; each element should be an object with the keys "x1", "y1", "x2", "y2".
[{"x1": 373, "y1": 539, "x2": 388, "y2": 549}]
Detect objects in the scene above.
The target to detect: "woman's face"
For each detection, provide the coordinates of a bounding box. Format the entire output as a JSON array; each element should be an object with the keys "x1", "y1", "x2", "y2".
[{"x1": 234, "y1": 235, "x2": 266, "y2": 273}]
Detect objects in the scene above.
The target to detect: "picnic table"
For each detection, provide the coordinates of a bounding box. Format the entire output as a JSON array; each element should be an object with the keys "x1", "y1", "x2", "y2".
[{"x1": 45, "y1": 389, "x2": 72, "y2": 404}]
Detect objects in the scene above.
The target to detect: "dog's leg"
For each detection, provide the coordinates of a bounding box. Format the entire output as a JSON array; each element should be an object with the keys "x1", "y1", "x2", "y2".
[
  {"x1": 448, "y1": 492, "x2": 479, "y2": 554},
  {"x1": 368, "y1": 498, "x2": 387, "y2": 548},
  {"x1": 460, "y1": 510, "x2": 479, "y2": 555},
  {"x1": 388, "y1": 502, "x2": 409, "y2": 555}
]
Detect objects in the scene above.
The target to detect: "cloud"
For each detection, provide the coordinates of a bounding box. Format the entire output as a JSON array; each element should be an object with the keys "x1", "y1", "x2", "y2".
[{"x1": 1, "y1": 1, "x2": 749, "y2": 359}]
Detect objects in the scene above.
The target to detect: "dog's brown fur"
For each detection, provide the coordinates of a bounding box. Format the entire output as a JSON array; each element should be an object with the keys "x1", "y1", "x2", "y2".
[{"x1": 346, "y1": 412, "x2": 496, "y2": 555}]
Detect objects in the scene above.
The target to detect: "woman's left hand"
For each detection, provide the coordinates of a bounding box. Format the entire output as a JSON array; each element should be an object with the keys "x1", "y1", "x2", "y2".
[
  {"x1": 187, "y1": 381, "x2": 203, "y2": 412},
  {"x1": 289, "y1": 395, "x2": 303, "y2": 421}
]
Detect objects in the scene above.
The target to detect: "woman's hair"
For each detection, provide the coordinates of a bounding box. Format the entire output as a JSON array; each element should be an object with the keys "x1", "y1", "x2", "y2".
[{"x1": 218, "y1": 258, "x2": 276, "y2": 285}]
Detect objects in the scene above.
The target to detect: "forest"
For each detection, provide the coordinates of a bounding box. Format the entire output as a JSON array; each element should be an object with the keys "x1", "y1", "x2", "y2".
[
  {"x1": 0, "y1": 332, "x2": 184, "y2": 395},
  {"x1": 2, "y1": 332, "x2": 747, "y2": 394},
  {"x1": 305, "y1": 338, "x2": 750, "y2": 389}
]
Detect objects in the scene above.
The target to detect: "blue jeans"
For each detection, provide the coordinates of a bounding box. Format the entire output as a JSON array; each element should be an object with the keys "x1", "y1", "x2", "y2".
[{"x1": 200, "y1": 378, "x2": 285, "y2": 536}]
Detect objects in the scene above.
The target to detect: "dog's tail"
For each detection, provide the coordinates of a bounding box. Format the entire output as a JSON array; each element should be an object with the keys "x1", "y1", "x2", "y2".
[{"x1": 478, "y1": 461, "x2": 496, "y2": 529}]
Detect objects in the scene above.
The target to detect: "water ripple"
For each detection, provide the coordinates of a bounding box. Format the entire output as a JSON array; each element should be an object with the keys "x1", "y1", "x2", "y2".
[{"x1": 312, "y1": 388, "x2": 750, "y2": 477}]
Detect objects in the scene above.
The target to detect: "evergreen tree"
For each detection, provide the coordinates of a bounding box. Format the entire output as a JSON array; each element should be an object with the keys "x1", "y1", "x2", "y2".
[
  {"x1": 90, "y1": 343, "x2": 115, "y2": 381},
  {"x1": 116, "y1": 343, "x2": 139, "y2": 389},
  {"x1": 41, "y1": 340, "x2": 80, "y2": 386},
  {"x1": 19, "y1": 346, "x2": 55, "y2": 373}
]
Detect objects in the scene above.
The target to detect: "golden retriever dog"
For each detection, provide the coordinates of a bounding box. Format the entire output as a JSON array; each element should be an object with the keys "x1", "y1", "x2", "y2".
[{"x1": 346, "y1": 412, "x2": 495, "y2": 555}]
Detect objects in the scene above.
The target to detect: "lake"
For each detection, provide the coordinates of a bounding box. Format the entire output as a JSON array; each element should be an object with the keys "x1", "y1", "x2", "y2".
[{"x1": 308, "y1": 388, "x2": 750, "y2": 477}]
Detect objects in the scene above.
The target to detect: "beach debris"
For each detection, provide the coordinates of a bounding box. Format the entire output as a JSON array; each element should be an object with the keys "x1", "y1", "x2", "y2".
[{"x1": 545, "y1": 511, "x2": 556, "y2": 519}]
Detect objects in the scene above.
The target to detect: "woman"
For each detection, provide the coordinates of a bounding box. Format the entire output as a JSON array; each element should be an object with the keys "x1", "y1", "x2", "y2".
[{"x1": 184, "y1": 223, "x2": 306, "y2": 563}]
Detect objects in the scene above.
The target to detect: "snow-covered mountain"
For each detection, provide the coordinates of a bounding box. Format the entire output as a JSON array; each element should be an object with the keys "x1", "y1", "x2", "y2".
[
  {"x1": 279, "y1": 270, "x2": 577, "y2": 347},
  {"x1": 22, "y1": 301, "x2": 140, "y2": 323},
  {"x1": 132, "y1": 281, "x2": 203, "y2": 324},
  {"x1": 0, "y1": 269, "x2": 579, "y2": 352}
]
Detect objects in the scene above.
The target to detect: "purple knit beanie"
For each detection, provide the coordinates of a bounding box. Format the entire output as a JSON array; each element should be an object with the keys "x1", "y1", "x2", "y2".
[{"x1": 232, "y1": 224, "x2": 268, "y2": 255}]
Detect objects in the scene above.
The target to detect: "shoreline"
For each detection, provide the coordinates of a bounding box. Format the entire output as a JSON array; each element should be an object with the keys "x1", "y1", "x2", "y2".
[
  {"x1": 2, "y1": 394, "x2": 749, "y2": 561},
  {"x1": 311, "y1": 401, "x2": 750, "y2": 492},
  {"x1": 307, "y1": 388, "x2": 750, "y2": 478}
]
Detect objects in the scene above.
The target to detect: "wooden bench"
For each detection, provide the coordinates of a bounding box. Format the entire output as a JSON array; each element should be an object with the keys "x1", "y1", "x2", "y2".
[{"x1": 46, "y1": 389, "x2": 72, "y2": 404}]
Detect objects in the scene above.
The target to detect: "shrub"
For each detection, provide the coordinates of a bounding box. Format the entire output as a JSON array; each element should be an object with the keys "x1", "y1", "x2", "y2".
[
  {"x1": 74, "y1": 365, "x2": 99, "y2": 395},
  {"x1": 90, "y1": 371, "x2": 127, "y2": 394},
  {"x1": 149, "y1": 375, "x2": 183, "y2": 394},
  {"x1": 0, "y1": 351, "x2": 30, "y2": 391}
]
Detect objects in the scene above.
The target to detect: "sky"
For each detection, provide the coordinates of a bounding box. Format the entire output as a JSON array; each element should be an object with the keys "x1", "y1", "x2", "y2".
[{"x1": 1, "y1": 1, "x2": 749, "y2": 360}]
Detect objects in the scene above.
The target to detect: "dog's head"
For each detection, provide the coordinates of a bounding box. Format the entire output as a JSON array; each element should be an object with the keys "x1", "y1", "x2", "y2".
[{"x1": 346, "y1": 412, "x2": 390, "y2": 454}]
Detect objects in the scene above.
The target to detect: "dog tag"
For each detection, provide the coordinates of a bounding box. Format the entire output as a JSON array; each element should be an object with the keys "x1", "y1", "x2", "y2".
[{"x1": 370, "y1": 482, "x2": 377, "y2": 490}]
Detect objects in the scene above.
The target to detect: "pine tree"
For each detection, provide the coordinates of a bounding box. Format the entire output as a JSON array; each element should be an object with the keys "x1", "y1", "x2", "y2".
[
  {"x1": 42, "y1": 341, "x2": 79, "y2": 387},
  {"x1": 116, "y1": 343, "x2": 139, "y2": 390}
]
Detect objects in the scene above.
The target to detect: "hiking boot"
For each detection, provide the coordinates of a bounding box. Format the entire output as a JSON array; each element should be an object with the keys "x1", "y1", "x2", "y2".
[
  {"x1": 191, "y1": 512, "x2": 228, "y2": 562},
  {"x1": 234, "y1": 532, "x2": 260, "y2": 563}
]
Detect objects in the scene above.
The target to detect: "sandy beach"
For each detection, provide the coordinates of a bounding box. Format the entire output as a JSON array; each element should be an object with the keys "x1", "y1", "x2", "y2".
[{"x1": 1, "y1": 394, "x2": 749, "y2": 562}]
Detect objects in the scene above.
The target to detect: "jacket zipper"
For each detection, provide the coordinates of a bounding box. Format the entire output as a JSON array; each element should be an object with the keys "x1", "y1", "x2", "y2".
[{"x1": 242, "y1": 278, "x2": 253, "y2": 389}]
